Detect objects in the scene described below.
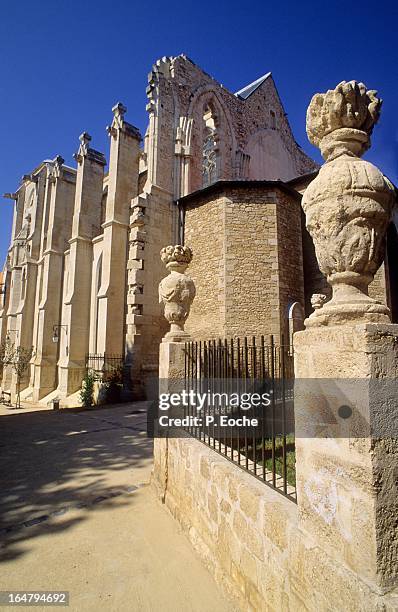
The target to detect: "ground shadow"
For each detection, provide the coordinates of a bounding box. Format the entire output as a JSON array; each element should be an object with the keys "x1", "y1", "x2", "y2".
[{"x1": 0, "y1": 402, "x2": 154, "y2": 562}]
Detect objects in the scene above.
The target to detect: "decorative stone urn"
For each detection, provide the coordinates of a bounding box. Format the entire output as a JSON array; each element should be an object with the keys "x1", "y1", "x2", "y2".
[
  {"x1": 159, "y1": 245, "x2": 196, "y2": 342},
  {"x1": 302, "y1": 81, "x2": 396, "y2": 326}
]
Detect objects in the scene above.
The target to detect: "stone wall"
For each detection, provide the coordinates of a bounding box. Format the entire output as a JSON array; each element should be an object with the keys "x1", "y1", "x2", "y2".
[
  {"x1": 146, "y1": 55, "x2": 317, "y2": 200},
  {"x1": 183, "y1": 182, "x2": 305, "y2": 342},
  {"x1": 275, "y1": 191, "x2": 305, "y2": 340},
  {"x1": 183, "y1": 193, "x2": 226, "y2": 338},
  {"x1": 153, "y1": 435, "x2": 393, "y2": 611},
  {"x1": 223, "y1": 188, "x2": 279, "y2": 338}
]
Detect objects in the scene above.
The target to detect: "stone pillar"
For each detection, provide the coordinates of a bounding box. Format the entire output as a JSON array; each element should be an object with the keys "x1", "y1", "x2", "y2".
[
  {"x1": 57, "y1": 133, "x2": 106, "y2": 397},
  {"x1": 95, "y1": 103, "x2": 141, "y2": 356},
  {"x1": 295, "y1": 325, "x2": 398, "y2": 596},
  {"x1": 153, "y1": 245, "x2": 196, "y2": 498},
  {"x1": 10, "y1": 170, "x2": 47, "y2": 399},
  {"x1": 124, "y1": 58, "x2": 178, "y2": 397},
  {"x1": 31, "y1": 157, "x2": 76, "y2": 401},
  {"x1": 124, "y1": 196, "x2": 147, "y2": 398},
  {"x1": 294, "y1": 81, "x2": 398, "y2": 606},
  {"x1": 153, "y1": 339, "x2": 187, "y2": 499}
]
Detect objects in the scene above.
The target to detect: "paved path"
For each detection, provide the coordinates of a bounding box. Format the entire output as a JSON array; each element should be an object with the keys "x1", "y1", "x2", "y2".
[{"x1": 0, "y1": 403, "x2": 236, "y2": 612}]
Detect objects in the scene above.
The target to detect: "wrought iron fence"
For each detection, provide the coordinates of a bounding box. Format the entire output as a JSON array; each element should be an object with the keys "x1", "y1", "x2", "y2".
[
  {"x1": 85, "y1": 353, "x2": 124, "y2": 381},
  {"x1": 184, "y1": 335, "x2": 296, "y2": 502}
]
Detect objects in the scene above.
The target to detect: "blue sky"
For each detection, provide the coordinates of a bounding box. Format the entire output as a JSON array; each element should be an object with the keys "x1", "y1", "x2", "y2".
[{"x1": 0, "y1": 0, "x2": 397, "y2": 265}]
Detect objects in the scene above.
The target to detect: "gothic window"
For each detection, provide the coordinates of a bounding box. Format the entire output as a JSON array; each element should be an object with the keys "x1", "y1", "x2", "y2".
[{"x1": 202, "y1": 105, "x2": 218, "y2": 187}]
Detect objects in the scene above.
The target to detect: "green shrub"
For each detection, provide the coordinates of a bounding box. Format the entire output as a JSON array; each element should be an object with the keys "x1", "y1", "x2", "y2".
[{"x1": 80, "y1": 372, "x2": 95, "y2": 408}]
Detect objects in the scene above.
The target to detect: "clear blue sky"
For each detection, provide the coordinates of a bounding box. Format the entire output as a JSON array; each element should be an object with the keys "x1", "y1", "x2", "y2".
[{"x1": 1, "y1": 0, "x2": 397, "y2": 265}]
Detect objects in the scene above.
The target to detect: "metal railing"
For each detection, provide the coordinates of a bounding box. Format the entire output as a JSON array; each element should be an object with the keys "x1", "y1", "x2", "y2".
[
  {"x1": 184, "y1": 335, "x2": 296, "y2": 501},
  {"x1": 85, "y1": 353, "x2": 124, "y2": 381}
]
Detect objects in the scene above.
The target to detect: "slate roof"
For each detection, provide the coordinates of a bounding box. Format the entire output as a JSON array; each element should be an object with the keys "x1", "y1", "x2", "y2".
[{"x1": 235, "y1": 72, "x2": 272, "y2": 100}]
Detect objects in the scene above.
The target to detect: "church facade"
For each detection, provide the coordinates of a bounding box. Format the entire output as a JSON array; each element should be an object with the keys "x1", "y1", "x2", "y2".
[{"x1": 0, "y1": 55, "x2": 392, "y2": 404}]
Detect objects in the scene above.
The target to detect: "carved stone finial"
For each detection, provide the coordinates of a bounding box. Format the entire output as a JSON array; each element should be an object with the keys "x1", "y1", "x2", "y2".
[
  {"x1": 160, "y1": 244, "x2": 193, "y2": 269},
  {"x1": 73, "y1": 133, "x2": 106, "y2": 166},
  {"x1": 107, "y1": 102, "x2": 141, "y2": 140},
  {"x1": 159, "y1": 245, "x2": 196, "y2": 342},
  {"x1": 112, "y1": 102, "x2": 127, "y2": 120},
  {"x1": 79, "y1": 132, "x2": 91, "y2": 147},
  {"x1": 73, "y1": 132, "x2": 92, "y2": 163},
  {"x1": 302, "y1": 81, "x2": 396, "y2": 328},
  {"x1": 306, "y1": 81, "x2": 382, "y2": 161},
  {"x1": 107, "y1": 102, "x2": 126, "y2": 136}
]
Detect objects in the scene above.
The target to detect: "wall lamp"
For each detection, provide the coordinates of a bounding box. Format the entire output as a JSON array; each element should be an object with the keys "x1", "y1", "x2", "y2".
[{"x1": 52, "y1": 325, "x2": 69, "y2": 355}]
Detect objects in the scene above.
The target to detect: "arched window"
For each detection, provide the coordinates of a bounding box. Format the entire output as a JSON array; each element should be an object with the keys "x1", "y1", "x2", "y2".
[{"x1": 202, "y1": 105, "x2": 218, "y2": 187}]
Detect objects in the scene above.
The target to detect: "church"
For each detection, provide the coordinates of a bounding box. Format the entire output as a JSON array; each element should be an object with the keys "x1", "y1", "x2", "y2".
[{"x1": 0, "y1": 55, "x2": 394, "y2": 404}]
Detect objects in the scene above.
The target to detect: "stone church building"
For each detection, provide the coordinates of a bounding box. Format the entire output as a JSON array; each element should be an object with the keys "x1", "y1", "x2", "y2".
[{"x1": 0, "y1": 55, "x2": 395, "y2": 404}]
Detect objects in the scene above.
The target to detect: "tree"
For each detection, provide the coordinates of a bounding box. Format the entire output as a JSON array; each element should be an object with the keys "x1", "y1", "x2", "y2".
[{"x1": 0, "y1": 338, "x2": 33, "y2": 409}]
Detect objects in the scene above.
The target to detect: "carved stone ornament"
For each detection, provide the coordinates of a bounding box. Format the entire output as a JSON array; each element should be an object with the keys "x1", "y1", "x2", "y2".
[
  {"x1": 311, "y1": 294, "x2": 328, "y2": 311},
  {"x1": 302, "y1": 81, "x2": 396, "y2": 327},
  {"x1": 159, "y1": 245, "x2": 196, "y2": 341}
]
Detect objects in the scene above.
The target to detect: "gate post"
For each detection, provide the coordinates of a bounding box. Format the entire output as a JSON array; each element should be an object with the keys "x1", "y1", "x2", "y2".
[
  {"x1": 152, "y1": 245, "x2": 196, "y2": 501},
  {"x1": 293, "y1": 81, "x2": 398, "y2": 608}
]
